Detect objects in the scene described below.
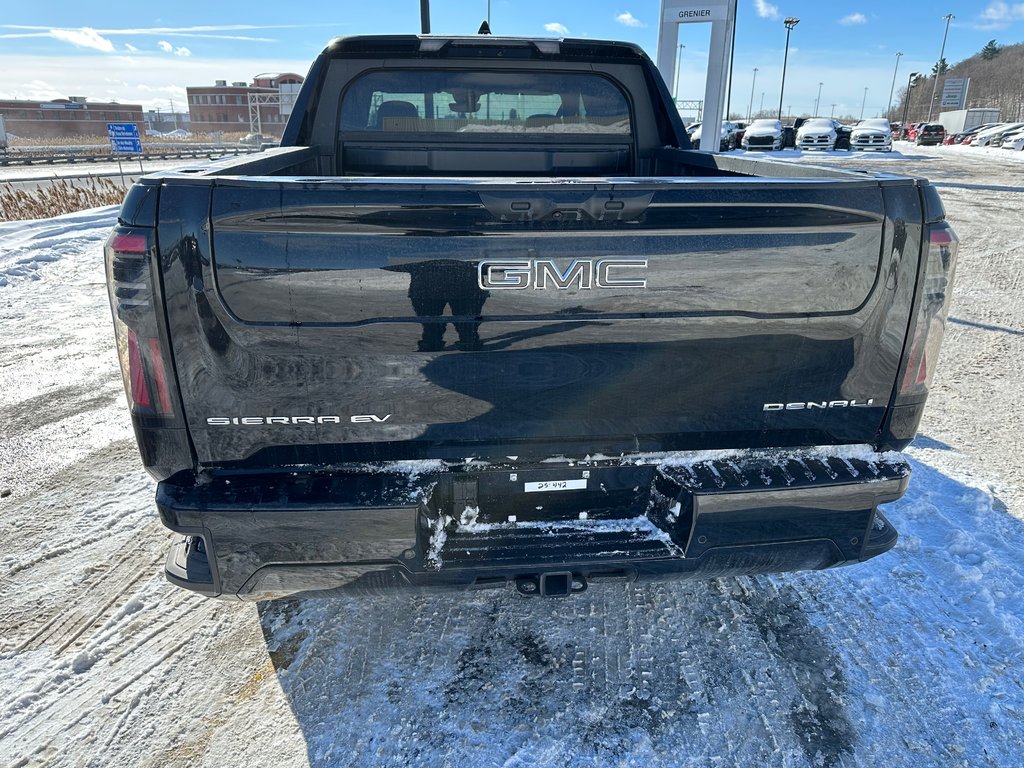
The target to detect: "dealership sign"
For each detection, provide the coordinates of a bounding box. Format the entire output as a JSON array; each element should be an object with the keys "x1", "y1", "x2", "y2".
[{"x1": 941, "y1": 78, "x2": 970, "y2": 109}]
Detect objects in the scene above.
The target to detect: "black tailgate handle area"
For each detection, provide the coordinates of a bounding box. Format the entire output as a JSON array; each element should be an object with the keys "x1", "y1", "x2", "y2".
[{"x1": 478, "y1": 191, "x2": 654, "y2": 222}]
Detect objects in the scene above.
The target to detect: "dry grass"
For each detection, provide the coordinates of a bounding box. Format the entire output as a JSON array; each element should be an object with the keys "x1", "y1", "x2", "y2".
[
  {"x1": 9, "y1": 131, "x2": 254, "y2": 149},
  {"x1": 0, "y1": 177, "x2": 127, "y2": 221}
]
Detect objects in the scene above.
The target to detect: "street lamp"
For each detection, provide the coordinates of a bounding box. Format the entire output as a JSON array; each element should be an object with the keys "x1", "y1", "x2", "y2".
[
  {"x1": 901, "y1": 72, "x2": 919, "y2": 130},
  {"x1": 813, "y1": 82, "x2": 823, "y2": 116},
  {"x1": 830, "y1": 103, "x2": 836, "y2": 119},
  {"x1": 927, "y1": 14, "x2": 954, "y2": 121},
  {"x1": 747, "y1": 68, "x2": 759, "y2": 122},
  {"x1": 674, "y1": 43, "x2": 685, "y2": 100},
  {"x1": 887, "y1": 52, "x2": 903, "y2": 119},
  {"x1": 778, "y1": 17, "x2": 799, "y2": 120},
  {"x1": 860, "y1": 87, "x2": 868, "y2": 120}
]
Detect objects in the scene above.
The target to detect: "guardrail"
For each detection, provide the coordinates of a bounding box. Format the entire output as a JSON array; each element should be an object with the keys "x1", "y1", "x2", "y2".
[{"x1": 0, "y1": 145, "x2": 262, "y2": 167}]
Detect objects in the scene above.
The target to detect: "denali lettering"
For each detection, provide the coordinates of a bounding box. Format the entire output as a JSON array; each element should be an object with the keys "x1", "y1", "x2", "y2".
[
  {"x1": 478, "y1": 258, "x2": 648, "y2": 290},
  {"x1": 763, "y1": 399, "x2": 876, "y2": 412}
]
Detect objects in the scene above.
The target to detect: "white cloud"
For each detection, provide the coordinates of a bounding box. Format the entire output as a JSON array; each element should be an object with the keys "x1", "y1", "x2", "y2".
[
  {"x1": 174, "y1": 46, "x2": 191, "y2": 57},
  {"x1": 158, "y1": 40, "x2": 173, "y2": 53},
  {"x1": 754, "y1": 0, "x2": 780, "y2": 21},
  {"x1": 0, "y1": 23, "x2": 291, "y2": 43},
  {"x1": 15, "y1": 79, "x2": 62, "y2": 101},
  {"x1": 48, "y1": 27, "x2": 114, "y2": 53},
  {"x1": 840, "y1": 13, "x2": 868, "y2": 25},
  {"x1": 0, "y1": 51, "x2": 310, "y2": 111},
  {"x1": 544, "y1": 22, "x2": 569, "y2": 35},
  {"x1": 124, "y1": 43, "x2": 138, "y2": 52},
  {"x1": 980, "y1": 2, "x2": 1024, "y2": 21},
  {"x1": 615, "y1": 12, "x2": 644, "y2": 28}
]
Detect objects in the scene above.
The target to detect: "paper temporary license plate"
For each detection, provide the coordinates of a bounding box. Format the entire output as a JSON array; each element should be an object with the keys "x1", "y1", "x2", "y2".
[{"x1": 524, "y1": 479, "x2": 588, "y2": 493}]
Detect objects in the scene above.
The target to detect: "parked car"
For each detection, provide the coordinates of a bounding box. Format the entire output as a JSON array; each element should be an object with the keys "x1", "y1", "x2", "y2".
[
  {"x1": 971, "y1": 123, "x2": 1024, "y2": 147},
  {"x1": 850, "y1": 119, "x2": 892, "y2": 151},
  {"x1": 834, "y1": 122, "x2": 854, "y2": 150},
  {"x1": 732, "y1": 120, "x2": 748, "y2": 145},
  {"x1": 239, "y1": 133, "x2": 271, "y2": 146},
  {"x1": 945, "y1": 123, "x2": 997, "y2": 145},
  {"x1": 1001, "y1": 130, "x2": 1024, "y2": 151},
  {"x1": 982, "y1": 123, "x2": 1024, "y2": 148},
  {"x1": 691, "y1": 120, "x2": 739, "y2": 151},
  {"x1": 905, "y1": 123, "x2": 926, "y2": 142},
  {"x1": 952, "y1": 123, "x2": 1001, "y2": 144},
  {"x1": 740, "y1": 118, "x2": 784, "y2": 150},
  {"x1": 915, "y1": 124, "x2": 946, "y2": 146},
  {"x1": 796, "y1": 118, "x2": 837, "y2": 150}
]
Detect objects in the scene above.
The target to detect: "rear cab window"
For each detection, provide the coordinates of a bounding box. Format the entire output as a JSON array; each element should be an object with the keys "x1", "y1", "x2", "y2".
[{"x1": 339, "y1": 69, "x2": 633, "y2": 137}]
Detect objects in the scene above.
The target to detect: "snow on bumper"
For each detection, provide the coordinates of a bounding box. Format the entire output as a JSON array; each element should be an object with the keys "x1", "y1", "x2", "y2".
[{"x1": 157, "y1": 446, "x2": 910, "y2": 600}]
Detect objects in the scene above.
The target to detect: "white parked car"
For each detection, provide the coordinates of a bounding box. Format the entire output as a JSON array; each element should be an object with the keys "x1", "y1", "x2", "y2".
[
  {"x1": 972, "y1": 123, "x2": 1024, "y2": 147},
  {"x1": 691, "y1": 120, "x2": 738, "y2": 151},
  {"x1": 1002, "y1": 130, "x2": 1024, "y2": 151},
  {"x1": 850, "y1": 119, "x2": 893, "y2": 151},
  {"x1": 796, "y1": 118, "x2": 837, "y2": 150},
  {"x1": 741, "y1": 118, "x2": 784, "y2": 150}
]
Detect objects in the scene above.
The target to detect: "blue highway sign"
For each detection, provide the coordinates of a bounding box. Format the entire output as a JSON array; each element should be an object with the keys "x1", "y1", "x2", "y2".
[{"x1": 107, "y1": 122, "x2": 142, "y2": 153}]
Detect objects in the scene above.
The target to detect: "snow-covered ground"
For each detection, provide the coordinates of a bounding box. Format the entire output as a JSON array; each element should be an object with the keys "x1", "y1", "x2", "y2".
[{"x1": 0, "y1": 142, "x2": 1022, "y2": 767}]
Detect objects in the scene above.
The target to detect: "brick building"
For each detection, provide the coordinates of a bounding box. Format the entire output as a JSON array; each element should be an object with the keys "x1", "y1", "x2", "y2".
[
  {"x1": 186, "y1": 73, "x2": 304, "y2": 136},
  {"x1": 0, "y1": 97, "x2": 144, "y2": 139}
]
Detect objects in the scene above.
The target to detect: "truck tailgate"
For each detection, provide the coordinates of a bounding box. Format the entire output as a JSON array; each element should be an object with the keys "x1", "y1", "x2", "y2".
[{"x1": 156, "y1": 177, "x2": 924, "y2": 467}]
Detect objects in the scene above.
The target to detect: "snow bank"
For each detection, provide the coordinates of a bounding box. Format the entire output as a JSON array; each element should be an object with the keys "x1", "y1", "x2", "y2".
[{"x1": 0, "y1": 206, "x2": 117, "y2": 287}]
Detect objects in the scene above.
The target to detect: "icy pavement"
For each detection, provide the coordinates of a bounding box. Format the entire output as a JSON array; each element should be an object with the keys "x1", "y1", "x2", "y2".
[{"x1": 1, "y1": 145, "x2": 1023, "y2": 767}]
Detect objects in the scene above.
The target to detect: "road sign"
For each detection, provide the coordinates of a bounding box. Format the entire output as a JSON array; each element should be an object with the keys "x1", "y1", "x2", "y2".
[
  {"x1": 107, "y1": 122, "x2": 142, "y2": 154},
  {"x1": 110, "y1": 137, "x2": 143, "y2": 153}
]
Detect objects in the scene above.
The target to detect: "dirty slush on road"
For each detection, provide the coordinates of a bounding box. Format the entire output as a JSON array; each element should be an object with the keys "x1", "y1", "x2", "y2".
[{"x1": 1, "y1": 145, "x2": 1023, "y2": 767}]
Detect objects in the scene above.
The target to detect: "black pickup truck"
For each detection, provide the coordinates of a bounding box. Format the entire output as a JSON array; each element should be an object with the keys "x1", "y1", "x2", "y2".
[{"x1": 105, "y1": 35, "x2": 958, "y2": 600}]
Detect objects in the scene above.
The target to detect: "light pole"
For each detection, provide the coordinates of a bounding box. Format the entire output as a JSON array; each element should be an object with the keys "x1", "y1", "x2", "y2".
[
  {"x1": 759, "y1": 92, "x2": 765, "y2": 116},
  {"x1": 778, "y1": 17, "x2": 799, "y2": 120},
  {"x1": 830, "y1": 104, "x2": 836, "y2": 119},
  {"x1": 927, "y1": 14, "x2": 954, "y2": 121},
  {"x1": 901, "y1": 72, "x2": 919, "y2": 130},
  {"x1": 887, "y1": 52, "x2": 903, "y2": 119},
  {"x1": 860, "y1": 88, "x2": 868, "y2": 120},
  {"x1": 813, "y1": 82, "x2": 823, "y2": 116},
  {"x1": 674, "y1": 43, "x2": 685, "y2": 100},
  {"x1": 747, "y1": 68, "x2": 758, "y2": 122}
]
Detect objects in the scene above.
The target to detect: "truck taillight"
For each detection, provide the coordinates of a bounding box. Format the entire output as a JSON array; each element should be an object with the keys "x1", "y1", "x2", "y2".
[
  {"x1": 104, "y1": 227, "x2": 176, "y2": 418},
  {"x1": 897, "y1": 223, "x2": 958, "y2": 401}
]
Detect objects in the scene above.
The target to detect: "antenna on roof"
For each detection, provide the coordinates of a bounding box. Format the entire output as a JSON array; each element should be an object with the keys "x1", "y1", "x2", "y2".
[{"x1": 478, "y1": 20, "x2": 491, "y2": 35}]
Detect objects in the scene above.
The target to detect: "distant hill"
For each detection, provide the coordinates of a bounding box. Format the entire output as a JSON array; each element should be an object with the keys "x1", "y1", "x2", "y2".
[{"x1": 892, "y1": 40, "x2": 1024, "y2": 124}]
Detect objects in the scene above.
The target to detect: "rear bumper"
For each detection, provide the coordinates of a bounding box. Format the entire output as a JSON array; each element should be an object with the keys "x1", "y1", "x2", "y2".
[{"x1": 157, "y1": 447, "x2": 909, "y2": 600}]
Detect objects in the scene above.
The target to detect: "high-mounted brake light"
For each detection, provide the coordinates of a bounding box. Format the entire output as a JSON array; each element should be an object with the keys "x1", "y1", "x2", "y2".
[
  {"x1": 104, "y1": 226, "x2": 177, "y2": 418},
  {"x1": 897, "y1": 222, "x2": 958, "y2": 401}
]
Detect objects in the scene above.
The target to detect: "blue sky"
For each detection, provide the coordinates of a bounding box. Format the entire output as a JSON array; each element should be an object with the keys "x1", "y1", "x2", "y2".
[{"x1": 2, "y1": 1, "x2": 1022, "y2": 119}]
